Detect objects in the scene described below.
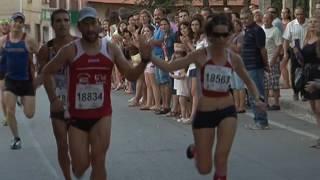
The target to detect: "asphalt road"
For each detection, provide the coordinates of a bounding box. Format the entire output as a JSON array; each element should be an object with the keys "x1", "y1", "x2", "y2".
[{"x1": 0, "y1": 87, "x2": 319, "y2": 180}]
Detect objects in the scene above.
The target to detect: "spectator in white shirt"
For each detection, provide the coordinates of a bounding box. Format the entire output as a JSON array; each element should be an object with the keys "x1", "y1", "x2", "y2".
[
  {"x1": 282, "y1": 6, "x2": 308, "y2": 101},
  {"x1": 263, "y1": 13, "x2": 283, "y2": 110}
]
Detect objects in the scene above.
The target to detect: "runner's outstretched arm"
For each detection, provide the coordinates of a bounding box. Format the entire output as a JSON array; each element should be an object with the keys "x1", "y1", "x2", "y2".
[
  {"x1": 150, "y1": 52, "x2": 196, "y2": 72},
  {"x1": 109, "y1": 42, "x2": 147, "y2": 81},
  {"x1": 139, "y1": 37, "x2": 199, "y2": 72},
  {"x1": 231, "y1": 52, "x2": 266, "y2": 109}
]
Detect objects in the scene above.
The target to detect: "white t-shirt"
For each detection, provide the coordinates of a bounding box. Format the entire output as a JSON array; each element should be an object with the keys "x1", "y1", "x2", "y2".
[
  {"x1": 282, "y1": 19, "x2": 308, "y2": 48},
  {"x1": 263, "y1": 26, "x2": 282, "y2": 62}
]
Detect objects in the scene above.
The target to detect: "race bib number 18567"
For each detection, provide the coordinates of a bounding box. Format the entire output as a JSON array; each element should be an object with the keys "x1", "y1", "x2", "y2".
[
  {"x1": 203, "y1": 65, "x2": 232, "y2": 92},
  {"x1": 75, "y1": 84, "x2": 104, "y2": 109}
]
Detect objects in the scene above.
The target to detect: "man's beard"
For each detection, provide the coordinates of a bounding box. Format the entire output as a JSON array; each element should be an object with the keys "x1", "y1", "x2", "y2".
[{"x1": 82, "y1": 32, "x2": 98, "y2": 43}]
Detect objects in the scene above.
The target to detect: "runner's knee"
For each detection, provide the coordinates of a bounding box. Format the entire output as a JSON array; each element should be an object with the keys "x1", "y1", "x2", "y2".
[
  {"x1": 24, "y1": 110, "x2": 34, "y2": 119},
  {"x1": 25, "y1": 112, "x2": 34, "y2": 119},
  {"x1": 196, "y1": 162, "x2": 212, "y2": 175}
]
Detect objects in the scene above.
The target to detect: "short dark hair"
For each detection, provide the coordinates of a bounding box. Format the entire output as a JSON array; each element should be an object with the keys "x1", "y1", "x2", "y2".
[
  {"x1": 51, "y1": 9, "x2": 69, "y2": 26},
  {"x1": 178, "y1": 9, "x2": 189, "y2": 16}
]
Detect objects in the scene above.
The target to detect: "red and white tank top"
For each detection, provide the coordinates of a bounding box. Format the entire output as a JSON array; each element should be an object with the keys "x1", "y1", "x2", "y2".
[
  {"x1": 199, "y1": 49, "x2": 233, "y2": 97},
  {"x1": 67, "y1": 38, "x2": 114, "y2": 119}
]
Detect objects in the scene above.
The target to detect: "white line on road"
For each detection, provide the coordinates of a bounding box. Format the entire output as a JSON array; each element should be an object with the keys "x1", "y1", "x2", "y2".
[
  {"x1": 245, "y1": 112, "x2": 320, "y2": 140},
  {"x1": 20, "y1": 114, "x2": 59, "y2": 179}
]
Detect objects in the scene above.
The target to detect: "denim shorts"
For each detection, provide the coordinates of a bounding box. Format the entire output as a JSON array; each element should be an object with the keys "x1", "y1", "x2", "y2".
[
  {"x1": 153, "y1": 54, "x2": 170, "y2": 85},
  {"x1": 155, "y1": 67, "x2": 170, "y2": 85}
]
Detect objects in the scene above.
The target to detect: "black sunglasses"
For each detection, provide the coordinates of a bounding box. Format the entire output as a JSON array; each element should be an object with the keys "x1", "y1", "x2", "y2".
[{"x1": 211, "y1": 32, "x2": 230, "y2": 38}]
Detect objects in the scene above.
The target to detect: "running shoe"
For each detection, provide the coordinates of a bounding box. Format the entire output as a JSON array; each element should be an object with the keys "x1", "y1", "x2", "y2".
[
  {"x1": 186, "y1": 144, "x2": 195, "y2": 159},
  {"x1": 17, "y1": 97, "x2": 22, "y2": 107},
  {"x1": 2, "y1": 118, "x2": 8, "y2": 126},
  {"x1": 182, "y1": 118, "x2": 191, "y2": 124},
  {"x1": 10, "y1": 137, "x2": 21, "y2": 150},
  {"x1": 245, "y1": 123, "x2": 270, "y2": 130}
]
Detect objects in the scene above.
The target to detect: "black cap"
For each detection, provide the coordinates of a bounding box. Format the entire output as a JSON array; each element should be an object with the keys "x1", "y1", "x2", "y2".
[{"x1": 11, "y1": 12, "x2": 25, "y2": 22}]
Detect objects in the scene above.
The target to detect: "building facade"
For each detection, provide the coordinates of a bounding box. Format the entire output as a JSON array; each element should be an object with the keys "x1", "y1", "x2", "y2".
[
  {"x1": 0, "y1": 0, "x2": 20, "y2": 20},
  {"x1": 24, "y1": 0, "x2": 42, "y2": 43},
  {"x1": 0, "y1": 0, "x2": 318, "y2": 44}
]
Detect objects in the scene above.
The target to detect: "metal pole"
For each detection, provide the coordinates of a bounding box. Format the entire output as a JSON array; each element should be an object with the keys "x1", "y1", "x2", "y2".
[{"x1": 19, "y1": 0, "x2": 22, "y2": 12}]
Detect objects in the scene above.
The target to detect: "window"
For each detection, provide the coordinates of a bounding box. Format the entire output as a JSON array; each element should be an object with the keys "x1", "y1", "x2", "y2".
[
  {"x1": 49, "y1": 0, "x2": 57, "y2": 8},
  {"x1": 42, "y1": 0, "x2": 50, "y2": 4},
  {"x1": 70, "y1": 0, "x2": 79, "y2": 10},
  {"x1": 59, "y1": 0, "x2": 67, "y2": 9}
]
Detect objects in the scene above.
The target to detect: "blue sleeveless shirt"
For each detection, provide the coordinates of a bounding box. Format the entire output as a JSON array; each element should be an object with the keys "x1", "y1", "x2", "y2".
[
  {"x1": 3, "y1": 33, "x2": 31, "y2": 80},
  {"x1": 0, "y1": 48, "x2": 6, "y2": 73}
]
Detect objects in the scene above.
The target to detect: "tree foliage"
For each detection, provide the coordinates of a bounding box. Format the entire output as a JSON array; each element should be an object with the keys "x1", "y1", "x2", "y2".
[{"x1": 135, "y1": 0, "x2": 175, "y2": 8}]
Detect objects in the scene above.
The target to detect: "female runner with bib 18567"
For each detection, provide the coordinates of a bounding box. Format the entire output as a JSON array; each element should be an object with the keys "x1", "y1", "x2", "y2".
[{"x1": 140, "y1": 13, "x2": 267, "y2": 180}]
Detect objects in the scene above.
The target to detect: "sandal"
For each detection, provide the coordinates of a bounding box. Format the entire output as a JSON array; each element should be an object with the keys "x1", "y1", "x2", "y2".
[
  {"x1": 155, "y1": 108, "x2": 170, "y2": 115},
  {"x1": 165, "y1": 111, "x2": 178, "y2": 117},
  {"x1": 128, "y1": 101, "x2": 139, "y2": 107},
  {"x1": 153, "y1": 108, "x2": 162, "y2": 114},
  {"x1": 150, "y1": 106, "x2": 158, "y2": 111},
  {"x1": 140, "y1": 106, "x2": 150, "y2": 111}
]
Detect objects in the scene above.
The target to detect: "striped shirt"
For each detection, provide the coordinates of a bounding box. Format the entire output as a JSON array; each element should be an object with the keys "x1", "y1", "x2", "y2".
[
  {"x1": 241, "y1": 23, "x2": 266, "y2": 70},
  {"x1": 282, "y1": 19, "x2": 308, "y2": 49}
]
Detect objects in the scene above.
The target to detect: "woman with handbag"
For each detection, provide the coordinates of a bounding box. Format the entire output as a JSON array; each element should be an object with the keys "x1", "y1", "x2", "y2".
[{"x1": 301, "y1": 17, "x2": 320, "y2": 148}]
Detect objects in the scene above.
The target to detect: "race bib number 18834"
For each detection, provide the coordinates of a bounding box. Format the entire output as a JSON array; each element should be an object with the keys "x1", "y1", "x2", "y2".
[{"x1": 75, "y1": 84, "x2": 104, "y2": 109}]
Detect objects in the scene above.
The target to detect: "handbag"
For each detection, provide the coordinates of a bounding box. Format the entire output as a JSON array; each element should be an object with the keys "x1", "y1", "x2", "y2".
[{"x1": 294, "y1": 67, "x2": 304, "y2": 90}]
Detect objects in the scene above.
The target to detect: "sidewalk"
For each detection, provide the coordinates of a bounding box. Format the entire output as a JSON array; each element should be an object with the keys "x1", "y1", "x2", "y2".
[{"x1": 279, "y1": 89, "x2": 315, "y2": 124}]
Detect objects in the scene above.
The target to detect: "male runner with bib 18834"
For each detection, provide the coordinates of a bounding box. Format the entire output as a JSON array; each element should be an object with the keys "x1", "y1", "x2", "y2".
[
  {"x1": 37, "y1": 9, "x2": 77, "y2": 180},
  {"x1": 140, "y1": 13, "x2": 267, "y2": 180},
  {"x1": 0, "y1": 12, "x2": 39, "y2": 150},
  {"x1": 42, "y1": 7, "x2": 150, "y2": 180}
]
